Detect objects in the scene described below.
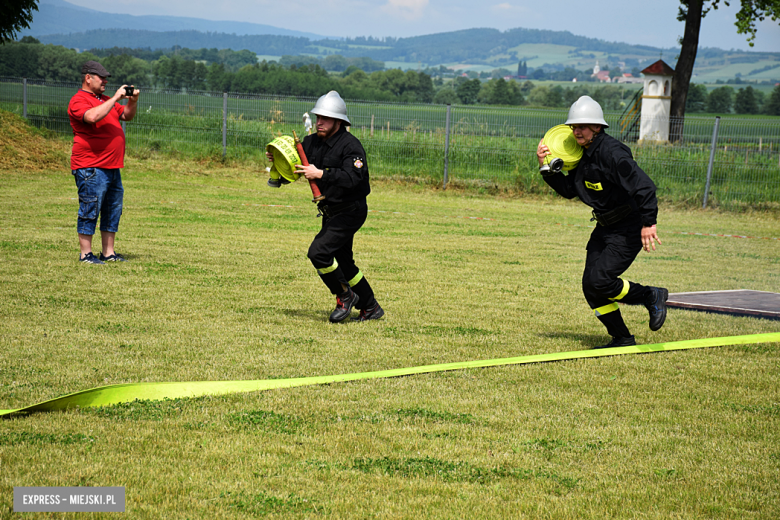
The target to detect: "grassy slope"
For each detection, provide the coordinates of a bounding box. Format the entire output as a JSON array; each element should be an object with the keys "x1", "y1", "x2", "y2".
[
  {"x1": 0, "y1": 111, "x2": 70, "y2": 171},
  {"x1": 0, "y1": 122, "x2": 778, "y2": 518},
  {"x1": 693, "y1": 60, "x2": 780, "y2": 83}
]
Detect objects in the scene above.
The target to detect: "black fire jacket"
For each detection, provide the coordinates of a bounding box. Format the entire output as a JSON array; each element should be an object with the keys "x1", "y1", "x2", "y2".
[
  {"x1": 543, "y1": 131, "x2": 658, "y2": 227},
  {"x1": 302, "y1": 125, "x2": 371, "y2": 205}
]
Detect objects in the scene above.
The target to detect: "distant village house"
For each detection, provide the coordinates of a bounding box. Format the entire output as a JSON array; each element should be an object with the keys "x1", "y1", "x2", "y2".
[
  {"x1": 591, "y1": 61, "x2": 643, "y2": 83},
  {"x1": 591, "y1": 61, "x2": 611, "y2": 82}
]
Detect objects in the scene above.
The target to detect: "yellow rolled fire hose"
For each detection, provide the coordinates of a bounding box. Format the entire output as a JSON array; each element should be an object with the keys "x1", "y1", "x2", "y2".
[
  {"x1": 266, "y1": 135, "x2": 302, "y2": 183},
  {"x1": 2, "y1": 333, "x2": 778, "y2": 417},
  {"x1": 543, "y1": 124, "x2": 583, "y2": 171}
]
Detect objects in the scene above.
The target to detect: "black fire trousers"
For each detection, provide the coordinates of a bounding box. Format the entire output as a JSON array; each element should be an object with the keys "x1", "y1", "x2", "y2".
[
  {"x1": 583, "y1": 218, "x2": 650, "y2": 337},
  {"x1": 307, "y1": 199, "x2": 376, "y2": 309}
]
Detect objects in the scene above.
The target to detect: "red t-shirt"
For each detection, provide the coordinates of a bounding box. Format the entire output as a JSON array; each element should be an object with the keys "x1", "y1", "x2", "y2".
[{"x1": 68, "y1": 90, "x2": 126, "y2": 169}]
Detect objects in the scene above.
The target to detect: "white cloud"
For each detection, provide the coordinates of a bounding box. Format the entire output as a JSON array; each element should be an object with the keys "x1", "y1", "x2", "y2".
[{"x1": 380, "y1": 0, "x2": 430, "y2": 20}]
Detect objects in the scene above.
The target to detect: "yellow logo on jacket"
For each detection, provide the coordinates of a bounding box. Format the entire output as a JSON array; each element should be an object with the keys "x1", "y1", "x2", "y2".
[{"x1": 585, "y1": 181, "x2": 603, "y2": 191}]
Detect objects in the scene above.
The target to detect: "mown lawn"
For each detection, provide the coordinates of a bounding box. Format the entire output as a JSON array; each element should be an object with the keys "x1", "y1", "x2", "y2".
[{"x1": 1, "y1": 158, "x2": 778, "y2": 519}]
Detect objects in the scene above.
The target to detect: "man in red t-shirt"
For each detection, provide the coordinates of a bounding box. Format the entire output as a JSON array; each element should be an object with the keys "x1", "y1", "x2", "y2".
[{"x1": 68, "y1": 60, "x2": 139, "y2": 264}]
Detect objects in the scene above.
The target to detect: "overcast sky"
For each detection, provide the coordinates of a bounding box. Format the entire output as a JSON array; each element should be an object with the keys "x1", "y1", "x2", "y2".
[{"x1": 61, "y1": 0, "x2": 780, "y2": 53}]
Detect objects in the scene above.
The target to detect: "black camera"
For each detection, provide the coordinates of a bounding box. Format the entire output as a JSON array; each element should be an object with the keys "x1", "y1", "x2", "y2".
[{"x1": 124, "y1": 86, "x2": 134, "y2": 97}]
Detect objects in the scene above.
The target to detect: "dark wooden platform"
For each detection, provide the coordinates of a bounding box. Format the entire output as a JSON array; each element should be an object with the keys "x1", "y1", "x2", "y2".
[{"x1": 666, "y1": 290, "x2": 780, "y2": 320}]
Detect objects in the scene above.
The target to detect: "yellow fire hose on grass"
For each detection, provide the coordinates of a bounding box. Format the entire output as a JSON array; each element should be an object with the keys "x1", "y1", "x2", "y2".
[{"x1": 2, "y1": 333, "x2": 778, "y2": 417}]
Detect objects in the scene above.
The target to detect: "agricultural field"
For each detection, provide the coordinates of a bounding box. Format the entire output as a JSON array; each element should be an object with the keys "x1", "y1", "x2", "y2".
[
  {"x1": 504, "y1": 44, "x2": 609, "y2": 70},
  {"x1": 1, "y1": 132, "x2": 779, "y2": 517},
  {"x1": 692, "y1": 59, "x2": 780, "y2": 83}
]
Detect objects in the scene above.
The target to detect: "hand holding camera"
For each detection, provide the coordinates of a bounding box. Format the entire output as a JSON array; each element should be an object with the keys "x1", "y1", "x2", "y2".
[{"x1": 124, "y1": 86, "x2": 135, "y2": 97}]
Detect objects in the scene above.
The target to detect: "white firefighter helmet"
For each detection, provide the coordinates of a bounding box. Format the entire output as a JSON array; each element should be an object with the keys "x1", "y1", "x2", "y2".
[
  {"x1": 565, "y1": 95, "x2": 609, "y2": 128},
  {"x1": 311, "y1": 91, "x2": 350, "y2": 126}
]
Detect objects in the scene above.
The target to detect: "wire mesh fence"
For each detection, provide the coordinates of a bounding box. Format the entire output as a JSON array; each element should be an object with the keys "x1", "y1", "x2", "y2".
[{"x1": 2, "y1": 77, "x2": 779, "y2": 208}]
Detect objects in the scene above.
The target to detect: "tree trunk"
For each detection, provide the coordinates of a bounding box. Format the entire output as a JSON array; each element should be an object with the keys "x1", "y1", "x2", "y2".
[{"x1": 670, "y1": 0, "x2": 705, "y2": 142}]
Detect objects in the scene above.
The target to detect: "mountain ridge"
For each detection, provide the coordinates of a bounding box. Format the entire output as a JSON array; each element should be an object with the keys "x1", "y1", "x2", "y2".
[{"x1": 22, "y1": 0, "x2": 328, "y2": 41}]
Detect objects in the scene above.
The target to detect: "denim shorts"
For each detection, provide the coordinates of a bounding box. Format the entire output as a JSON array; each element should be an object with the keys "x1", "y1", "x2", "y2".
[{"x1": 72, "y1": 168, "x2": 124, "y2": 235}]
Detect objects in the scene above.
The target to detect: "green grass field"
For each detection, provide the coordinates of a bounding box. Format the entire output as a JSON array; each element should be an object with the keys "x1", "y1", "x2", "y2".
[{"x1": 1, "y1": 156, "x2": 779, "y2": 518}]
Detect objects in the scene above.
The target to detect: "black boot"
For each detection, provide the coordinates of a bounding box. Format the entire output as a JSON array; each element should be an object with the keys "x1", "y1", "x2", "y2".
[
  {"x1": 595, "y1": 335, "x2": 636, "y2": 349},
  {"x1": 329, "y1": 288, "x2": 359, "y2": 323},
  {"x1": 596, "y1": 308, "x2": 631, "y2": 339},
  {"x1": 645, "y1": 287, "x2": 669, "y2": 331},
  {"x1": 352, "y1": 302, "x2": 385, "y2": 322}
]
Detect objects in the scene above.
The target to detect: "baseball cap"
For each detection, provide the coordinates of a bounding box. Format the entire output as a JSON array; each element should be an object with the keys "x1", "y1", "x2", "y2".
[{"x1": 81, "y1": 60, "x2": 111, "y2": 77}]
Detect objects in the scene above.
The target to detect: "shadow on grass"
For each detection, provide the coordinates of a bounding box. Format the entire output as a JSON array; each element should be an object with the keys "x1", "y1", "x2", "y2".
[
  {"x1": 281, "y1": 308, "x2": 330, "y2": 321},
  {"x1": 539, "y1": 332, "x2": 609, "y2": 349}
]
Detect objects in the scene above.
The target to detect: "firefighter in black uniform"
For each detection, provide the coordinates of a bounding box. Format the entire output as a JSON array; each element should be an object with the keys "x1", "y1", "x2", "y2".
[
  {"x1": 270, "y1": 91, "x2": 383, "y2": 323},
  {"x1": 536, "y1": 96, "x2": 668, "y2": 348}
]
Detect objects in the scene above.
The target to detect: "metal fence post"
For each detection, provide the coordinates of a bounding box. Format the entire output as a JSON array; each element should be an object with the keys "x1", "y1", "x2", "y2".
[
  {"x1": 222, "y1": 92, "x2": 228, "y2": 158},
  {"x1": 443, "y1": 104, "x2": 451, "y2": 190},
  {"x1": 702, "y1": 116, "x2": 721, "y2": 209},
  {"x1": 22, "y1": 78, "x2": 27, "y2": 118}
]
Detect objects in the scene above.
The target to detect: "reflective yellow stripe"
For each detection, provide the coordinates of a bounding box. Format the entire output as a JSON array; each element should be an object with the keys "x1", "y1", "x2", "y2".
[
  {"x1": 347, "y1": 271, "x2": 364, "y2": 287},
  {"x1": 594, "y1": 303, "x2": 619, "y2": 316},
  {"x1": 609, "y1": 279, "x2": 630, "y2": 301},
  {"x1": 317, "y1": 259, "x2": 338, "y2": 275}
]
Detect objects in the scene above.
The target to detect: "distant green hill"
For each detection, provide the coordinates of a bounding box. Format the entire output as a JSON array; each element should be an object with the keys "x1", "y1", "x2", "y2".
[
  {"x1": 42, "y1": 30, "x2": 315, "y2": 57},
  {"x1": 21, "y1": 0, "x2": 326, "y2": 41}
]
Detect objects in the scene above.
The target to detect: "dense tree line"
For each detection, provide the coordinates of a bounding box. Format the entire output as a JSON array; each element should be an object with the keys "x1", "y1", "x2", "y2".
[
  {"x1": 89, "y1": 47, "x2": 259, "y2": 72},
  {"x1": 0, "y1": 39, "x2": 435, "y2": 102},
  {"x1": 279, "y1": 55, "x2": 385, "y2": 73},
  {"x1": 40, "y1": 29, "x2": 316, "y2": 57},
  {"x1": 685, "y1": 83, "x2": 776, "y2": 114},
  {"x1": 764, "y1": 85, "x2": 780, "y2": 116},
  {"x1": 440, "y1": 77, "x2": 778, "y2": 115},
  {"x1": 0, "y1": 37, "x2": 103, "y2": 81}
]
